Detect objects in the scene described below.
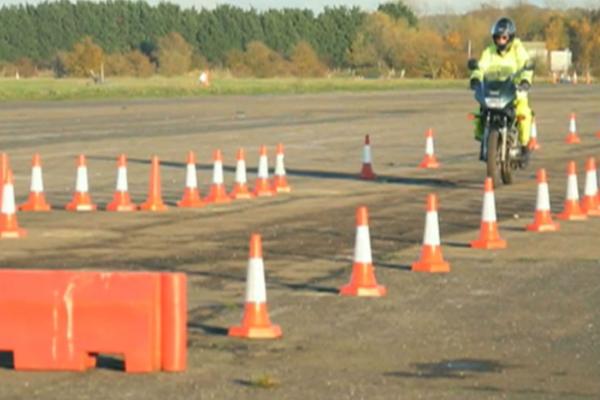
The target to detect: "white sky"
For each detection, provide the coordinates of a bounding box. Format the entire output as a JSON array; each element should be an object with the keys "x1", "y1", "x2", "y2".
[{"x1": 0, "y1": 0, "x2": 597, "y2": 13}]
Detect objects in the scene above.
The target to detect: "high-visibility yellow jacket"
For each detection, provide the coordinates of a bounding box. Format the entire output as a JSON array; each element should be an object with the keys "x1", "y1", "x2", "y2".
[{"x1": 470, "y1": 38, "x2": 533, "y2": 84}]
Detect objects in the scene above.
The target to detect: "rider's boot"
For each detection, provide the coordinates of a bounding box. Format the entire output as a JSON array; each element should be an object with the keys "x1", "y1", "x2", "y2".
[{"x1": 520, "y1": 145, "x2": 530, "y2": 168}]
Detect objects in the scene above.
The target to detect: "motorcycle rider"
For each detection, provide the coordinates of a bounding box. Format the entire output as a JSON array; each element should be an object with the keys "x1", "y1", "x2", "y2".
[{"x1": 470, "y1": 17, "x2": 533, "y2": 161}]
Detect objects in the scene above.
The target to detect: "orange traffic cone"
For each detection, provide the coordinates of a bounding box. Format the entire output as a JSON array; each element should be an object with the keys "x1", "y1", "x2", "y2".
[
  {"x1": 0, "y1": 153, "x2": 11, "y2": 208},
  {"x1": 470, "y1": 177, "x2": 507, "y2": 249},
  {"x1": 205, "y1": 149, "x2": 231, "y2": 204},
  {"x1": 253, "y1": 145, "x2": 275, "y2": 197},
  {"x1": 230, "y1": 148, "x2": 254, "y2": 200},
  {"x1": 106, "y1": 154, "x2": 138, "y2": 212},
  {"x1": 0, "y1": 170, "x2": 27, "y2": 238},
  {"x1": 19, "y1": 153, "x2": 51, "y2": 211},
  {"x1": 595, "y1": 119, "x2": 600, "y2": 139},
  {"x1": 418, "y1": 128, "x2": 440, "y2": 169},
  {"x1": 526, "y1": 168, "x2": 559, "y2": 232},
  {"x1": 557, "y1": 161, "x2": 587, "y2": 221},
  {"x1": 412, "y1": 194, "x2": 450, "y2": 273},
  {"x1": 177, "y1": 151, "x2": 204, "y2": 208},
  {"x1": 359, "y1": 135, "x2": 376, "y2": 180},
  {"x1": 228, "y1": 234, "x2": 282, "y2": 339},
  {"x1": 65, "y1": 154, "x2": 97, "y2": 211},
  {"x1": 339, "y1": 206, "x2": 387, "y2": 297},
  {"x1": 580, "y1": 157, "x2": 600, "y2": 216},
  {"x1": 565, "y1": 113, "x2": 581, "y2": 144},
  {"x1": 139, "y1": 155, "x2": 168, "y2": 211},
  {"x1": 272, "y1": 144, "x2": 291, "y2": 193},
  {"x1": 528, "y1": 117, "x2": 540, "y2": 150}
]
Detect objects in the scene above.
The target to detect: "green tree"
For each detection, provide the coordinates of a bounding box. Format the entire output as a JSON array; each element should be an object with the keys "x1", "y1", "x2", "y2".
[
  {"x1": 155, "y1": 32, "x2": 192, "y2": 76},
  {"x1": 377, "y1": 1, "x2": 417, "y2": 26}
]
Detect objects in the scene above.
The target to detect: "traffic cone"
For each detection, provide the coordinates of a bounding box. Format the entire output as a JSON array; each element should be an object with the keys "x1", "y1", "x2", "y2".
[
  {"x1": 557, "y1": 161, "x2": 587, "y2": 221},
  {"x1": 0, "y1": 169, "x2": 27, "y2": 239},
  {"x1": 65, "y1": 154, "x2": 97, "y2": 211},
  {"x1": 565, "y1": 113, "x2": 581, "y2": 144},
  {"x1": 106, "y1": 154, "x2": 138, "y2": 212},
  {"x1": 253, "y1": 145, "x2": 275, "y2": 197},
  {"x1": 359, "y1": 135, "x2": 376, "y2": 180},
  {"x1": 19, "y1": 153, "x2": 51, "y2": 211},
  {"x1": 177, "y1": 151, "x2": 204, "y2": 208},
  {"x1": 412, "y1": 194, "x2": 450, "y2": 273},
  {"x1": 272, "y1": 144, "x2": 291, "y2": 193},
  {"x1": 526, "y1": 168, "x2": 560, "y2": 232},
  {"x1": 204, "y1": 149, "x2": 231, "y2": 204},
  {"x1": 528, "y1": 117, "x2": 540, "y2": 150},
  {"x1": 230, "y1": 148, "x2": 254, "y2": 200},
  {"x1": 595, "y1": 119, "x2": 600, "y2": 139},
  {"x1": 580, "y1": 157, "x2": 600, "y2": 216},
  {"x1": 228, "y1": 234, "x2": 282, "y2": 339},
  {"x1": 470, "y1": 177, "x2": 507, "y2": 249},
  {"x1": 0, "y1": 170, "x2": 26, "y2": 239},
  {"x1": 139, "y1": 155, "x2": 168, "y2": 211},
  {"x1": 418, "y1": 128, "x2": 440, "y2": 169},
  {"x1": 0, "y1": 153, "x2": 10, "y2": 207},
  {"x1": 339, "y1": 206, "x2": 387, "y2": 297}
]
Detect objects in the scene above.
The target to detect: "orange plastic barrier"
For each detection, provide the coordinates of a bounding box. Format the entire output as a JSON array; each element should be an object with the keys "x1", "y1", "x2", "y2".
[{"x1": 0, "y1": 270, "x2": 186, "y2": 373}]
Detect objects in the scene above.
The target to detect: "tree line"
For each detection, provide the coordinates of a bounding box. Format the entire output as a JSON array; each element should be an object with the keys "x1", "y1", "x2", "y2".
[{"x1": 0, "y1": 1, "x2": 599, "y2": 79}]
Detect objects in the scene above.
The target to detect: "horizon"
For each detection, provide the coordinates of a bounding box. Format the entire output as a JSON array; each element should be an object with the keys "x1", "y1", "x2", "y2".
[{"x1": 0, "y1": 0, "x2": 598, "y2": 14}]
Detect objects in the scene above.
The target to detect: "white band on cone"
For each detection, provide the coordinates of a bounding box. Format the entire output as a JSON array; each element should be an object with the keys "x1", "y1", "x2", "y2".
[
  {"x1": 353, "y1": 225, "x2": 372, "y2": 264},
  {"x1": 258, "y1": 155, "x2": 269, "y2": 179},
  {"x1": 425, "y1": 137, "x2": 434, "y2": 155},
  {"x1": 570, "y1": 118, "x2": 577, "y2": 133},
  {"x1": 566, "y1": 175, "x2": 579, "y2": 200},
  {"x1": 213, "y1": 161, "x2": 224, "y2": 184},
  {"x1": 1, "y1": 183, "x2": 15, "y2": 214},
  {"x1": 116, "y1": 166, "x2": 128, "y2": 192},
  {"x1": 76, "y1": 166, "x2": 89, "y2": 193},
  {"x1": 423, "y1": 211, "x2": 441, "y2": 246},
  {"x1": 584, "y1": 171, "x2": 598, "y2": 196},
  {"x1": 537, "y1": 182, "x2": 551, "y2": 211},
  {"x1": 235, "y1": 160, "x2": 247, "y2": 184},
  {"x1": 482, "y1": 192, "x2": 497, "y2": 222},
  {"x1": 274, "y1": 154, "x2": 286, "y2": 176},
  {"x1": 245, "y1": 257, "x2": 267, "y2": 303},
  {"x1": 30, "y1": 166, "x2": 44, "y2": 193},
  {"x1": 362, "y1": 145, "x2": 372, "y2": 164},
  {"x1": 185, "y1": 164, "x2": 198, "y2": 188},
  {"x1": 531, "y1": 122, "x2": 538, "y2": 138}
]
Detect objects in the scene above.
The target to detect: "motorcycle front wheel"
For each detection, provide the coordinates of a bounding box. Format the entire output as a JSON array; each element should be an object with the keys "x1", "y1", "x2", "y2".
[{"x1": 486, "y1": 129, "x2": 513, "y2": 187}]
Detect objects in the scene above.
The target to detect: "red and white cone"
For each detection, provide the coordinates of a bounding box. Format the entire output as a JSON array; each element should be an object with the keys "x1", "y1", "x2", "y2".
[
  {"x1": 177, "y1": 151, "x2": 204, "y2": 208},
  {"x1": 470, "y1": 177, "x2": 507, "y2": 249},
  {"x1": 359, "y1": 135, "x2": 376, "y2": 180},
  {"x1": 0, "y1": 170, "x2": 26, "y2": 238},
  {"x1": 580, "y1": 157, "x2": 600, "y2": 216},
  {"x1": 557, "y1": 161, "x2": 587, "y2": 221},
  {"x1": 0, "y1": 153, "x2": 9, "y2": 208},
  {"x1": 230, "y1": 148, "x2": 253, "y2": 200},
  {"x1": 19, "y1": 153, "x2": 51, "y2": 212},
  {"x1": 526, "y1": 168, "x2": 559, "y2": 232},
  {"x1": 565, "y1": 113, "x2": 581, "y2": 144},
  {"x1": 528, "y1": 117, "x2": 540, "y2": 150},
  {"x1": 595, "y1": 118, "x2": 600, "y2": 139},
  {"x1": 339, "y1": 206, "x2": 387, "y2": 297},
  {"x1": 65, "y1": 154, "x2": 97, "y2": 211},
  {"x1": 418, "y1": 128, "x2": 440, "y2": 169},
  {"x1": 412, "y1": 194, "x2": 450, "y2": 273},
  {"x1": 228, "y1": 234, "x2": 282, "y2": 339},
  {"x1": 106, "y1": 154, "x2": 137, "y2": 212},
  {"x1": 205, "y1": 149, "x2": 231, "y2": 204},
  {"x1": 253, "y1": 145, "x2": 275, "y2": 197},
  {"x1": 272, "y1": 144, "x2": 291, "y2": 193}
]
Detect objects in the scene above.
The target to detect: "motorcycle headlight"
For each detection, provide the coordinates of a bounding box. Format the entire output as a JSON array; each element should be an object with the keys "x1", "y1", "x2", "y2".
[{"x1": 485, "y1": 97, "x2": 504, "y2": 109}]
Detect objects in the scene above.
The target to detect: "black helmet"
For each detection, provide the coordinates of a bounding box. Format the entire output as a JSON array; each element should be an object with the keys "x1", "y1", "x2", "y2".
[{"x1": 491, "y1": 17, "x2": 516, "y2": 51}]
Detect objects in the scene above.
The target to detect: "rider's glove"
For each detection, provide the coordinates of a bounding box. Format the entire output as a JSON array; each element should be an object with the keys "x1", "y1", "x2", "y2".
[
  {"x1": 517, "y1": 80, "x2": 531, "y2": 91},
  {"x1": 469, "y1": 78, "x2": 480, "y2": 90}
]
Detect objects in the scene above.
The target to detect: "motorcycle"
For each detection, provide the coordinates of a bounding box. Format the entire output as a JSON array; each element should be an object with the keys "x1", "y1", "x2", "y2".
[{"x1": 468, "y1": 59, "x2": 534, "y2": 186}]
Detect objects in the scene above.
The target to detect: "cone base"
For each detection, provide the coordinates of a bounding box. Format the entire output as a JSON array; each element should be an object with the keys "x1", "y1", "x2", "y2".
[
  {"x1": 557, "y1": 202, "x2": 588, "y2": 221},
  {"x1": 360, "y1": 164, "x2": 376, "y2": 180},
  {"x1": 411, "y1": 260, "x2": 450, "y2": 273},
  {"x1": 20, "y1": 201, "x2": 51, "y2": 212},
  {"x1": 595, "y1": 131, "x2": 600, "y2": 139},
  {"x1": 231, "y1": 192, "x2": 254, "y2": 200},
  {"x1": 274, "y1": 185, "x2": 291, "y2": 193},
  {"x1": 528, "y1": 139, "x2": 540, "y2": 151},
  {"x1": 139, "y1": 201, "x2": 168, "y2": 211},
  {"x1": 0, "y1": 227, "x2": 27, "y2": 239},
  {"x1": 418, "y1": 157, "x2": 440, "y2": 169},
  {"x1": 65, "y1": 203, "x2": 97, "y2": 212},
  {"x1": 565, "y1": 134, "x2": 581, "y2": 144},
  {"x1": 106, "y1": 202, "x2": 138, "y2": 212},
  {"x1": 254, "y1": 179, "x2": 276, "y2": 197},
  {"x1": 339, "y1": 284, "x2": 387, "y2": 297},
  {"x1": 526, "y1": 222, "x2": 560, "y2": 232},
  {"x1": 228, "y1": 324, "x2": 282, "y2": 339},
  {"x1": 470, "y1": 238, "x2": 507, "y2": 249},
  {"x1": 205, "y1": 185, "x2": 232, "y2": 204}
]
